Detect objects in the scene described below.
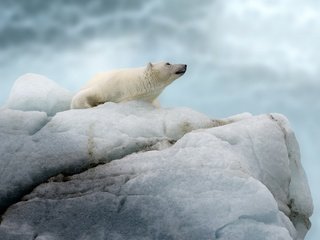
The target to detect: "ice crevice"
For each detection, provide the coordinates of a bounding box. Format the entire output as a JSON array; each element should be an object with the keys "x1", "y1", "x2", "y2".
[{"x1": 29, "y1": 116, "x2": 51, "y2": 136}]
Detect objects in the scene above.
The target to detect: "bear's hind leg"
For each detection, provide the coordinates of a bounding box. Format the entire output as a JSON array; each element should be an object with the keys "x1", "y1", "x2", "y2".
[
  {"x1": 71, "y1": 88, "x2": 99, "y2": 109},
  {"x1": 152, "y1": 98, "x2": 161, "y2": 108}
]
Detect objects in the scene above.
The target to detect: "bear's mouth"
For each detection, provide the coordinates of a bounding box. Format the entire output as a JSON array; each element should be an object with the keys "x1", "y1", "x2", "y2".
[{"x1": 175, "y1": 69, "x2": 186, "y2": 75}]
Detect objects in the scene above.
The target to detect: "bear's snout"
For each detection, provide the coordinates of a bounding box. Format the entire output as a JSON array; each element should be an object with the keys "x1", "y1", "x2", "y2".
[{"x1": 175, "y1": 64, "x2": 187, "y2": 75}]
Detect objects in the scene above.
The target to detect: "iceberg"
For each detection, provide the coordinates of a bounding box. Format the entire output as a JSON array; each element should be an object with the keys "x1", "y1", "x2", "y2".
[{"x1": 0, "y1": 75, "x2": 313, "y2": 240}]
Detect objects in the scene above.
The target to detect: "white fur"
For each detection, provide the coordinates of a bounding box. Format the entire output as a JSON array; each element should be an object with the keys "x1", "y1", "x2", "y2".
[{"x1": 71, "y1": 62, "x2": 187, "y2": 109}]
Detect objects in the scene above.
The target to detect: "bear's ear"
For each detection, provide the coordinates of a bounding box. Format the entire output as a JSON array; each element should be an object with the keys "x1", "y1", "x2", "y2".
[{"x1": 147, "y1": 62, "x2": 153, "y2": 70}]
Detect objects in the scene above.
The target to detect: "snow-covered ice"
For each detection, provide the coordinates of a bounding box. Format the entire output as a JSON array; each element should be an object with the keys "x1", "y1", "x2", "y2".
[
  {"x1": 0, "y1": 76, "x2": 313, "y2": 240},
  {"x1": 0, "y1": 99, "x2": 214, "y2": 212},
  {"x1": 4, "y1": 73, "x2": 73, "y2": 116}
]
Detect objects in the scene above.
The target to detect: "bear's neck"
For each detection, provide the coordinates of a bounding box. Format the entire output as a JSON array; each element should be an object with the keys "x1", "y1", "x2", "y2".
[
  {"x1": 141, "y1": 69, "x2": 166, "y2": 91},
  {"x1": 124, "y1": 69, "x2": 165, "y2": 102}
]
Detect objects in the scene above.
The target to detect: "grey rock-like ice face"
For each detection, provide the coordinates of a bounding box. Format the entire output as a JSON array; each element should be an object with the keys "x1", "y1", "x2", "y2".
[{"x1": 0, "y1": 99, "x2": 313, "y2": 240}]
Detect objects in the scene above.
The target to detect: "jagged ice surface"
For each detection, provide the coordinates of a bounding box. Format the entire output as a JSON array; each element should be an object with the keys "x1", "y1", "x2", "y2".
[{"x1": 0, "y1": 75, "x2": 313, "y2": 240}]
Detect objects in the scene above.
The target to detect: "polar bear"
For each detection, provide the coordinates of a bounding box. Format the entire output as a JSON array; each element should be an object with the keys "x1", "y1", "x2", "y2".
[{"x1": 71, "y1": 62, "x2": 187, "y2": 109}]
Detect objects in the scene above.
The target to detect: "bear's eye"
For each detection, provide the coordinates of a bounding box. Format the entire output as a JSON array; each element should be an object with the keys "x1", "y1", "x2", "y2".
[{"x1": 165, "y1": 62, "x2": 171, "y2": 66}]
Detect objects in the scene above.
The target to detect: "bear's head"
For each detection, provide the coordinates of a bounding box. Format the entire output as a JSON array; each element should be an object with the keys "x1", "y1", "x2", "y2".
[{"x1": 146, "y1": 62, "x2": 187, "y2": 85}]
